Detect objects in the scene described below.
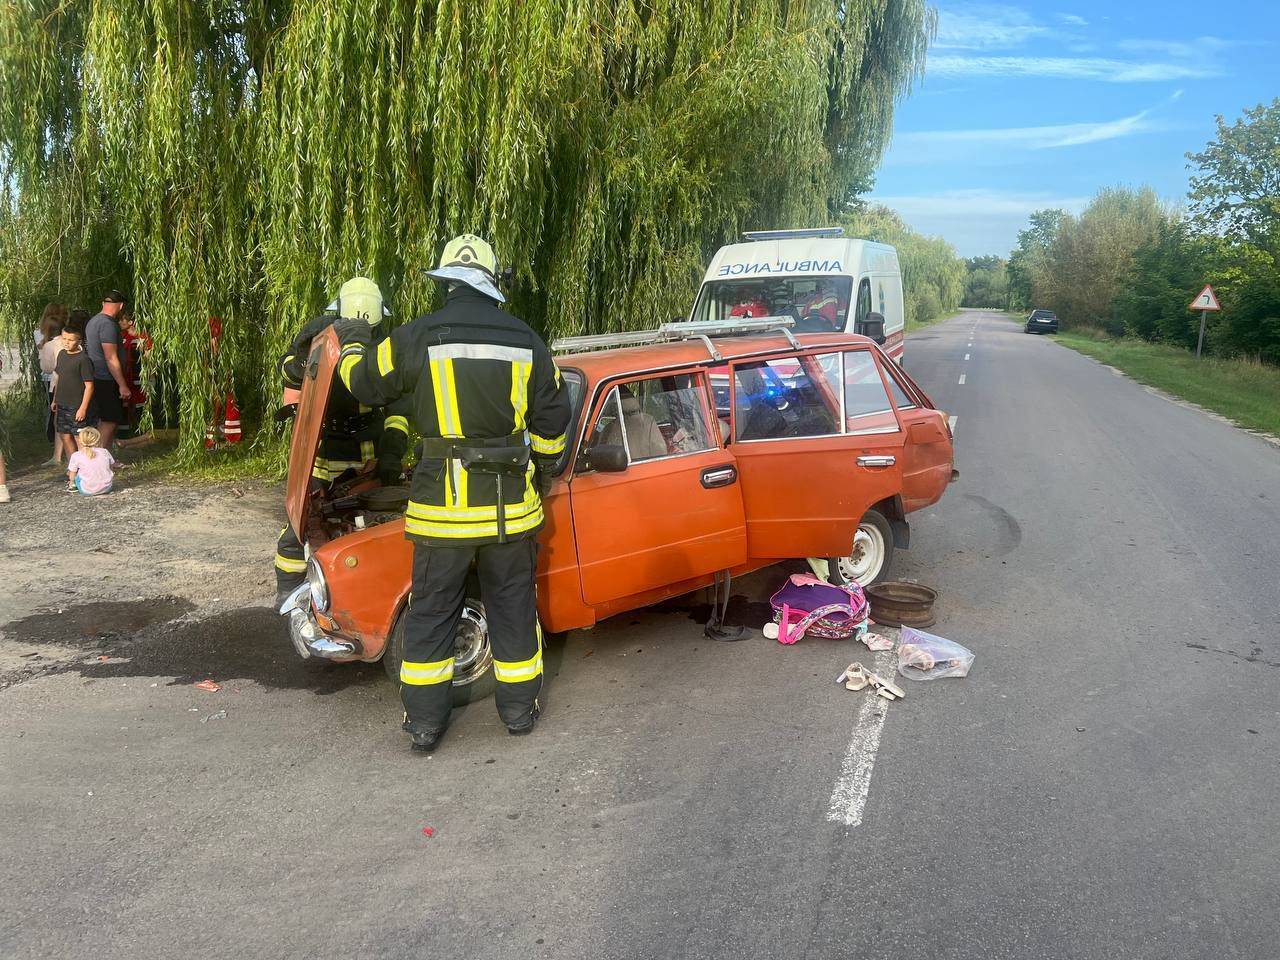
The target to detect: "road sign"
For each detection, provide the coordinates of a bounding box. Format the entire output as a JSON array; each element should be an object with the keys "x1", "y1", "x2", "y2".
[
  {"x1": 1189, "y1": 284, "x2": 1221, "y2": 358},
  {"x1": 1189, "y1": 285, "x2": 1221, "y2": 312}
]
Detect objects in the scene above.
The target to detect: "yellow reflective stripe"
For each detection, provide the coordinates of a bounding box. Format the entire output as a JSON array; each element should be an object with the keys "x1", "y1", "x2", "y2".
[
  {"x1": 406, "y1": 486, "x2": 540, "y2": 520},
  {"x1": 274, "y1": 554, "x2": 307, "y2": 573},
  {"x1": 400, "y1": 658, "x2": 454, "y2": 685},
  {"x1": 430, "y1": 357, "x2": 463, "y2": 437},
  {"x1": 493, "y1": 639, "x2": 543, "y2": 684},
  {"x1": 360, "y1": 440, "x2": 375, "y2": 463},
  {"x1": 376, "y1": 338, "x2": 394, "y2": 377},
  {"x1": 510, "y1": 360, "x2": 532, "y2": 431},
  {"x1": 442, "y1": 359, "x2": 462, "y2": 436},
  {"x1": 404, "y1": 506, "x2": 545, "y2": 540},
  {"x1": 553, "y1": 366, "x2": 562, "y2": 386},
  {"x1": 338, "y1": 349, "x2": 363, "y2": 389},
  {"x1": 529, "y1": 432, "x2": 565, "y2": 455},
  {"x1": 384, "y1": 415, "x2": 409, "y2": 434}
]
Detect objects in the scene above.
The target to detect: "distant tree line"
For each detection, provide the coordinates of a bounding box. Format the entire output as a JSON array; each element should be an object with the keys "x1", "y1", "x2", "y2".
[
  {"x1": 841, "y1": 204, "x2": 967, "y2": 325},
  {"x1": 1002, "y1": 99, "x2": 1280, "y2": 365}
]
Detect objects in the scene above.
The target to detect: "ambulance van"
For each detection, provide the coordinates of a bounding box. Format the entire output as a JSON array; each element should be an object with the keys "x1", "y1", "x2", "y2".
[{"x1": 689, "y1": 227, "x2": 907, "y2": 363}]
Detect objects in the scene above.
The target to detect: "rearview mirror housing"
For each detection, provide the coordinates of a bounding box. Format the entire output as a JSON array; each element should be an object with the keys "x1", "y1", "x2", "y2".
[
  {"x1": 578, "y1": 444, "x2": 628, "y2": 474},
  {"x1": 856, "y1": 312, "x2": 887, "y2": 344}
]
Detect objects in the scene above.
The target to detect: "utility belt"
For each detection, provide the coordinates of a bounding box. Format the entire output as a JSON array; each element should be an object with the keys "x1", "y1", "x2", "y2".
[
  {"x1": 419, "y1": 432, "x2": 532, "y2": 543},
  {"x1": 322, "y1": 410, "x2": 382, "y2": 443}
]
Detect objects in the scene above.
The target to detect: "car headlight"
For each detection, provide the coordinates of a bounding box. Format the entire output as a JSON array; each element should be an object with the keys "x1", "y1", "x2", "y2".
[{"x1": 307, "y1": 559, "x2": 330, "y2": 613}]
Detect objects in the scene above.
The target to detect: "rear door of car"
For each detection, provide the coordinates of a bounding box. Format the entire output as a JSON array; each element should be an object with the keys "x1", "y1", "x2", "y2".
[
  {"x1": 727, "y1": 347, "x2": 906, "y2": 559},
  {"x1": 285, "y1": 328, "x2": 340, "y2": 539},
  {"x1": 569, "y1": 368, "x2": 747, "y2": 606},
  {"x1": 883, "y1": 358, "x2": 955, "y2": 511}
]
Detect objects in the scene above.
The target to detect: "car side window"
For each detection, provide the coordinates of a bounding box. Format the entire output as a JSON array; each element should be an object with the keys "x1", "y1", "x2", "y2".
[
  {"x1": 734, "y1": 355, "x2": 840, "y2": 441},
  {"x1": 880, "y1": 363, "x2": 917, "y2": 411},
  {"x1": 587, "y1": 374, "x2": 714, "y2": 463},
  {"x1": 842, "y1": 351, "x2": 899, "y2": 435}
]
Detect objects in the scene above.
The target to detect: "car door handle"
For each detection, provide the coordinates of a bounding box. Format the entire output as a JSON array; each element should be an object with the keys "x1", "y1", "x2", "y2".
[
  {"x1": 857, "y1": 455, "x2": 896, "y2": 468},
  {"x1": 701, "y1": 465, "x2": 737, "y2": 488}
]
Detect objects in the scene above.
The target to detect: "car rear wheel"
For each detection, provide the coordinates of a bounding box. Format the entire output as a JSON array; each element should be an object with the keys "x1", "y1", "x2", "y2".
[
  {"x1": 382, "y1": 596, "x2": 497, "y2": 705},
  {"x1": 827, "y1": 509, "x2": 894, "y2": 587}
]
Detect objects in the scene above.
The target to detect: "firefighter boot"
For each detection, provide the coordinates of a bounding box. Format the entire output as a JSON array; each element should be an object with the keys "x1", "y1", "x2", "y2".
[
  {"x1": 507, "y1": 700, "x2": 540, "y2": 737},
  {"x1": 403, "y1": 714, "x2": 447, "y2": 752}
]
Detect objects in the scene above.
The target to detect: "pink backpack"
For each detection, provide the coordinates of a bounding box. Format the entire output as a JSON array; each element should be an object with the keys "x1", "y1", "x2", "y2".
[{"x1": 768, "y1": 574, "x2": 870, "y2": 644}]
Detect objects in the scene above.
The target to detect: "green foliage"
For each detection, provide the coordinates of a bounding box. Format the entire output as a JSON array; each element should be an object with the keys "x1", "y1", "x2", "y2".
[
  {"x1": 840, "y1": 203, "x2": 965, "y2": 324},
  {"x1": 0, "y1": 0, "x2": 935, "y2": 460},
  {"x1": 962, "y1": 255, "x2": 1007, "y2": 308},
  {"x1": 1187, "y1": 97, "x2": 1280, "y2": 245},
  {"x1": 1113, "y1": 221, "x2": 1208, "y2": 349},
  {"x1": 1006, "y1": 208, "x2": 1064, "y2": 310}
]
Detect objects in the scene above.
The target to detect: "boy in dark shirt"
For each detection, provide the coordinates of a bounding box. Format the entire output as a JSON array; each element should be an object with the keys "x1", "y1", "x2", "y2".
[{"x1": 52, "y1": 318, "x2": 99, "y2": 475}]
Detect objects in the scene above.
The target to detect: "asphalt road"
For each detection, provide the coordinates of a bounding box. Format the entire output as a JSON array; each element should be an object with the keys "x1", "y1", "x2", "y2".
[{"x1": 3, "y1": 309, "x2": 1278, "y2": 959}]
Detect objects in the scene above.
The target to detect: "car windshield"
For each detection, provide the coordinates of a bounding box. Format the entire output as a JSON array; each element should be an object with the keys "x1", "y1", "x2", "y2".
[{"x1": 692, "y1": 277, "x2": 853, "y2": 333}]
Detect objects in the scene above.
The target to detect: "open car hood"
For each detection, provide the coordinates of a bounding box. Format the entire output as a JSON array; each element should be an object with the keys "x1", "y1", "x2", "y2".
[{"x1": 285, "y1": 327, "x2": 340, "y2": 539}]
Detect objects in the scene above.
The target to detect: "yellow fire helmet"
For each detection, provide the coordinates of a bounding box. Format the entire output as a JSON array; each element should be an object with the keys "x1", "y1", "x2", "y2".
[
  {"x1": 336, "y1": 276, "x2": 384, "y2": 326},
  {"x1": 438, "y1": 234, "x2": 498, "y2": 277}
]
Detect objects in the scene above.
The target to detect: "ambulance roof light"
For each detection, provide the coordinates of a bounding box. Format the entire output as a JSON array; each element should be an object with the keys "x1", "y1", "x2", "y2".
[{"x1": 741, "y1": 227, "x2": 844, "y2": 241}]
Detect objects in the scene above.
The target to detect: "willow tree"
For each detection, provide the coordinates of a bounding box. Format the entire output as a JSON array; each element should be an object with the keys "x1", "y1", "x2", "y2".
[{"x1": 1, "y1": 0, "x2": 934, "y2": 458}]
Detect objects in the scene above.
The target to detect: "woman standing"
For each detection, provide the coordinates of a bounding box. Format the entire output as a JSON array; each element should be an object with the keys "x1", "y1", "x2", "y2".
[{"x1": 37, "y1": 303, "x2": 69, "y2": 465}]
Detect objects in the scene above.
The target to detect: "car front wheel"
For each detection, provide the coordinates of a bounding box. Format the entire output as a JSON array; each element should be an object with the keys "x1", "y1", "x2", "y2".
[
  {"x1": 827, "y1": 509, "x2": 895, "y2": 587},
  {"x1": 382, "y1": 596, "x2": 497, "y2": 705}
]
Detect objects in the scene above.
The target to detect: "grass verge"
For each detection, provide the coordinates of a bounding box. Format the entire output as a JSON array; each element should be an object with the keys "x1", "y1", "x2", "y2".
[
  {"x1": 907, "y1": 309, "x2": 964, "y2": 334},
  {"x1": 1053, "y1": 330, "x2": 1280, "y2": 438}
]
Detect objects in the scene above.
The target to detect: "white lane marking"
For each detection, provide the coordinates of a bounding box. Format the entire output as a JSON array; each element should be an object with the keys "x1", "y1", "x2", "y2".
[
  {"x1": 948, "y1": 414, "x2": 957, "y2": 433},
  {"x1": 964, "y1": 353, "x2": 970, "y2": 360},
  {"x1": 958, "y1": 373, "x2": 967, "y2": 385},
  {"x1": 827, "y1": 649, "x2": 898, "y2": 827}
]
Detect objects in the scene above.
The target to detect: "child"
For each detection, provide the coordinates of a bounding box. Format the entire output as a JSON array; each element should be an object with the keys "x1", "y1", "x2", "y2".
[
  {"x1": 67, "y1": 427, "x2": 116, "y2": 496},
  {"x1": 51, "y1": 316, "x2": 98, "y2": 483}
]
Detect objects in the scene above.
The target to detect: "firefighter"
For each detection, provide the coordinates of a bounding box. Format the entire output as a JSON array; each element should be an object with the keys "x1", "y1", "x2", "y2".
[
  {"x1": 799, "y1": 280, "x2": 841, "y2": 331},
  {"x1": 334, "y1": 235, "x2": 570, "y2": 752},
  {"x1": 274, "y1": 277, "x2": 411, "y2": 604}
]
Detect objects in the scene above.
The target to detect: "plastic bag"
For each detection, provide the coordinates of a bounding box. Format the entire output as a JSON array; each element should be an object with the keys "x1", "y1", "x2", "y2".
[{"x1": 896, "y1": 627, "x2": 974, "y2": 681}]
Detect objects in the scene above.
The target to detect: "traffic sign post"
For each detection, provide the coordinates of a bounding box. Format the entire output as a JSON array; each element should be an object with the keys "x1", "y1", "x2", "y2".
[{"x1": 1189, "y1": 284, "x2": 1221, "y2": 359}]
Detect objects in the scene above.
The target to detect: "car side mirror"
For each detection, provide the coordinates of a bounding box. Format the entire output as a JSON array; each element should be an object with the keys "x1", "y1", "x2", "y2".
[
  {"x1": 856, "y1": 312, "x2": 886, "y2": 344},
  {"x1": 579, "y1": 444, "x2": 628, "y2": 473}
]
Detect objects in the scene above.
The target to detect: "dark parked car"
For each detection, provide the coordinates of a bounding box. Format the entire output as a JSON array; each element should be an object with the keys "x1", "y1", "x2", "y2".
[{"x1": 1025, "y1": 309, "x2": 1058, "y2": 334}]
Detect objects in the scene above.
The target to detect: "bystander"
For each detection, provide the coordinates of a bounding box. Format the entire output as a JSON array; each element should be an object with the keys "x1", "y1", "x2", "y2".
[{"x1": 85, "y1": 290, "x2": 132, "y2": 448}]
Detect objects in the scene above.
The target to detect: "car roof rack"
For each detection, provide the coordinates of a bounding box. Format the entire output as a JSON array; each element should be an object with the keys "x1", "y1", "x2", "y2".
[
  {"x1": 741, "y1": 227, "x2": 844, "y2": 241},
  {"x1": 552, "y1": 317, "x2": 801, "y2": 362}
]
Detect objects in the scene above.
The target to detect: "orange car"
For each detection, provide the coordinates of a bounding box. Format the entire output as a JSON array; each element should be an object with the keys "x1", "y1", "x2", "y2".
[{"x1": 280, "y1": 321, "x2": 954, "y2": 698}]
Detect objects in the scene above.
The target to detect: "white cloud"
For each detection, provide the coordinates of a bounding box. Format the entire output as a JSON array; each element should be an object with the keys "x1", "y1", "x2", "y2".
[
  {"x1": 928, "y1": 55, "x2": 1218, "y2": 82},
  {"x1": 934, "y1": 5, "x2": 1048, "y2": 50},
  {"x1": 1118, "y1": 37, "x2": 1229, "y2": 59},
  {"x1": 893, "y1": 107, "x2": 1156, "y2": 153},
  {"x1": 867, "y1": 190, "x2": 1091, "y2": 256},
  {"x1": 1058, "y1": 13, "x2": 1089, "y2": 27}
]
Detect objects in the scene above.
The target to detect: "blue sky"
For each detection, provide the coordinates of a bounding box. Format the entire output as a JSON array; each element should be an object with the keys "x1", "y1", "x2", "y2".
[{"x1": 869, "y1": 1, "x2": 1280, "y2": 257}]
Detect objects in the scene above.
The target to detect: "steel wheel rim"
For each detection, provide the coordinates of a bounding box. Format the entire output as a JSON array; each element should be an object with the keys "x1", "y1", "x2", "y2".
[
  {"x1": 451, "y1": 602, "x2": 493, "y2": 686},
  {"x1": 838, "y1": 524, "x2": 886, "y2": 585}
]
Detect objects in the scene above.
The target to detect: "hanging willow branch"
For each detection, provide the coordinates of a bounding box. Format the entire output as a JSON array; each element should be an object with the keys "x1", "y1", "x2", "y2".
[{"x1": 0, "y1": 0, "x2": 934, "y2": 458}]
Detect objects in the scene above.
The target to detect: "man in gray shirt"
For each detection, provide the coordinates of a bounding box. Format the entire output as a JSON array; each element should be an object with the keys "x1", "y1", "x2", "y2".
[{"x1": 86, "y1": 290, "x2": 132, "y2": 447}]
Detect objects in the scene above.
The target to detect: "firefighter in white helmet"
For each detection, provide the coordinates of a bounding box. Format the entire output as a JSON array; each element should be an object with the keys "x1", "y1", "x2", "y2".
[
  {"x1": 274, "y1": 277, "x2": 412, "y2": 603},
  {"x1": 334, "y1": 235, "x2": 571, "y2": 752}
]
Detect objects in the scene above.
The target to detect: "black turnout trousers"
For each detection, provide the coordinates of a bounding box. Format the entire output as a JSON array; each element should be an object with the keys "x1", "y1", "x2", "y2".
[{"x1": 402, "y1": 536, "x2": 541, "y2": 731}]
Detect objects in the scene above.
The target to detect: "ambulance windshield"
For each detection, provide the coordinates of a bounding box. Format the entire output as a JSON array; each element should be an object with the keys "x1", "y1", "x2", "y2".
[{"x1": 691, "y1": 276, "x2": 853, "y2": 333}]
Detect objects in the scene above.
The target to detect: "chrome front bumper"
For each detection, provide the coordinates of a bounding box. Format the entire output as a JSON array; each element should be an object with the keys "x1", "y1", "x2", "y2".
[{"x1": 278, "y1": 584, "x2": 357, "y2": 660}]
